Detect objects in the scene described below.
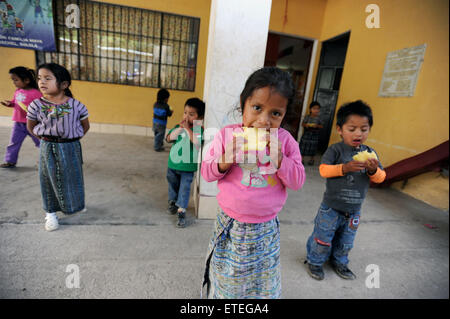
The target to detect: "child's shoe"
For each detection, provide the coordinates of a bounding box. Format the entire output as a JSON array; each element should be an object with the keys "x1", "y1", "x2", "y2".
[
  {"x1": 177, "y1": 210, "x2": 186, "y2": 228},
  {"x1": 45, "y1": 213, "x2": 59, "y2": 231},
  {"x1": 331, "y1": 262, "x2": 356, "y2": 280},
  {"x1": 168, "y1": 200, "x2": 178, "y2": 215},
  {"x1": 305, "y1": 261, "x2": 324, "y2": 280},
  {"x1": 0, "y1": 162, "x2": 16, "y2": 168}
]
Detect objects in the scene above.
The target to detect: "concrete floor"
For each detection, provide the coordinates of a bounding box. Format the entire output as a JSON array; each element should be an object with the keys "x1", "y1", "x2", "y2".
[{"x1": 0, "y1": 126, "x2": 448, "y2": 299}]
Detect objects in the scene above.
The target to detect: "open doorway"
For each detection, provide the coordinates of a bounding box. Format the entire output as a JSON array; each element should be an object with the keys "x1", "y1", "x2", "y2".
[
  {"x1": 264, "y1": 32, "x2": 314, "y2": 140},
  {"x1": 313, "y1": 32, "x2": 350, "y2": 153}
]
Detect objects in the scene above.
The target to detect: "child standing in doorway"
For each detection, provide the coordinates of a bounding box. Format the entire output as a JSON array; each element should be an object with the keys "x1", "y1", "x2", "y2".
[
  {"x1": 305, "y1": 100, "x2": 386, "y2": 281},
  {"x1": 299, "y1": 101, "x2": 323, "y2": 166},
  {"x1": 1, "y1": 66, "x2": 42, "y2": 168},
  {"x1": 166, "y1": 98, "x2": 205, "y2": 228},
  {"x1": 153, "y1": 88, "x2": 173, "y2": 152},
  {"x1": 27, "y1": 63, "x2": 90, "y2": 231},
  {"x1": 201, "y1": 67, "x2": 305, "y2": 298}
]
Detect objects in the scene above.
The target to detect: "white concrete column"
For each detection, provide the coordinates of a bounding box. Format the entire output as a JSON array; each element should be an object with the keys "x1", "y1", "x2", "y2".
[{"x1": 195, "y1": 0, "x2": 272, "y2": 219}]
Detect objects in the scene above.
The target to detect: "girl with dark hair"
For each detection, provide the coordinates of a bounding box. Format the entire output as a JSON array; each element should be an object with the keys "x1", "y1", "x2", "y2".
[
  {"x1": 299, "y1": 101, "x2": 323, "y2": 166},
  {"x1": 26, "y1": 63, "x2": 90, "y2": 231},
  {"x1": 1, "y1": 66, "x2": 42, "y2": 168},
  {"x1": 201, "y1": 67, "x2": 306, "y2": 298}
]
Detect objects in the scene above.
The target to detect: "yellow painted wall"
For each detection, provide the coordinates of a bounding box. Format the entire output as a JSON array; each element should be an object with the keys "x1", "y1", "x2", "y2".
[
  {"x1": 0, "y1": 0, "x2": 211, "y2": 128},
  {"x1": 318, "y1": 0, "x2": 449, "y2": 167},
  {"x1": 269, "y1": 0, "x2": 327, "y2": 39},
  {"x1": 270, "y1": 0, "x2": 449, "y2": 210},
  {"x1": 313, "y1": 0, "x2": 449, "y2": 211}
]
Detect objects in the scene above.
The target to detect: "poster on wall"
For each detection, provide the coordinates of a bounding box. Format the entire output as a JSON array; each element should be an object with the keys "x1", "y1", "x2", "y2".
[
  {"x1": 378, "y1": 44, "x2": 427, "y2": 97},
  {"x1": 0, "y1": 0, "x2": 55, "y2": 51}
]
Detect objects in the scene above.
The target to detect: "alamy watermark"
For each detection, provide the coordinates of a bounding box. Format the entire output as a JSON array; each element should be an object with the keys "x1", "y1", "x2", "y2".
[
  {"x1": 65, "y1": 4, "x2": 80, "y2": 28},
  {"x1": 65, "y1": 264, "x2": 80, "y2": 289},
  {"x1": 365, "y1": 264, "x2": 380, "y2": 288},
  {"x1": 365, "y1": 4, "x2": 380, "y2": 28}
]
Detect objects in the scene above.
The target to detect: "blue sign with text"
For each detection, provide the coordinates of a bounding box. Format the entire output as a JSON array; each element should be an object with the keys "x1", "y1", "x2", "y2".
[{"x1": 0, "y1": 0, "x2": 56, "y2": 51}]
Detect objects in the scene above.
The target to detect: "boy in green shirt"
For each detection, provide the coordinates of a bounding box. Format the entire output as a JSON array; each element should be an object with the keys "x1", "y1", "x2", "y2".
[{"x1": 166, "y1": 98, "x2": 205, "y2": 227}]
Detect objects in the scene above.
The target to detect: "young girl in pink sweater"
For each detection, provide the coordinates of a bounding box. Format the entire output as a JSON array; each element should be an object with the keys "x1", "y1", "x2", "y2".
[{"x1": 201, "y1": 67, "x2": 306, "y2": 298}]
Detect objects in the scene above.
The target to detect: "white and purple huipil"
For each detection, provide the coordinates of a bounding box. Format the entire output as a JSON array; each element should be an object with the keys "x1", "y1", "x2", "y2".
[{"x1": 27, "y1": 97, "x2": 89, "y2": 139}]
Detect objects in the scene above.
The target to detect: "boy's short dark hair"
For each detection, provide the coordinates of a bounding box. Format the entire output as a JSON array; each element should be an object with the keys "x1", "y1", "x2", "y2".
[
  {"x1": 185, "y1": 98, "x2": 205, "y2": 118},
  {"x1": 336, "y1": 100, "x2": 373, "y2": 127},
  {"x1": 157, "y1": 88, "x2": 170, "y2": 102},
  {"x1": 309, "y1": 101, "x2": 321, "y2": 109}
]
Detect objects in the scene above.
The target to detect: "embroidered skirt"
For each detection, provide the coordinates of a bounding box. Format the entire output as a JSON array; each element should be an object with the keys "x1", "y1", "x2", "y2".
[
  {"x1": 299, "y1": 130, "x2": 320, "y2": 156},
  {"x1": 39, "y1": 140, "x2": 85, "y2": 214},
  {"x1": 202, "y1": 209, "x2": 281, "y2": 299}
]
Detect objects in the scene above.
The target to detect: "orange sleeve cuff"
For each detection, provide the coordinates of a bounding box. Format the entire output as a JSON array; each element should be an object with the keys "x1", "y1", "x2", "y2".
[
  {"x1": 369, "y1": 167, "x2": 386, "y2": 183},
  {"x1": 319, "y1": 164, "x2": 344, "y2": 178}
]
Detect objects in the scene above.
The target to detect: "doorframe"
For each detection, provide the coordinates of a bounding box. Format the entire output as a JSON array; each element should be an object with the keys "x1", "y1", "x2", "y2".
[
  {"x1": 298, "y1": 38, "x2": 318, "y2": 141},
  {"x1": 312, "y1": 31, "x2": 351, "y2": 152},
  {"x1": 267, "y1": 31, "x2": 318, "y2": 141}
]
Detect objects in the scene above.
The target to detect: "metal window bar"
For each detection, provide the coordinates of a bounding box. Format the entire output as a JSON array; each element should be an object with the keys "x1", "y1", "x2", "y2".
[
  {"x1": 125, "y1": 6, "x2": 130, "y2": 85},
  {"x1": 76, "y1": 0, "x2": 81, "y2": 79},
  {"x1": 98, "y1": 2, "x2": 102, "y2": 82},
  {"x1": 138, "y1": 8, "x2": 143, "y2": 86},
  {"x1": 158, "y1": 13, "x2": 164, "y2": 88},
  {"x1": 37, "y1": 0, "x2": 199, "y2": 91},
  {"x1": 176, "y1": 16, "x2": 182, "y2": 90}
]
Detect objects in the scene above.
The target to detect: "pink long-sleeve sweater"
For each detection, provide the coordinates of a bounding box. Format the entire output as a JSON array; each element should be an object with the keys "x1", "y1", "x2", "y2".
[{"x1": 201, "y1": 123, "x2": 305, "y2": 223}]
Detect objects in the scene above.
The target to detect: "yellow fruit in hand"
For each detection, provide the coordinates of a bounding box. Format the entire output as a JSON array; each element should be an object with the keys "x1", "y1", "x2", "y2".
[
  {"x1": 352, "y1": 150, "x2": 378, "y2": 162},
  {"x1": 233, "y1": 127, "x2": 268, "y2": 151}
]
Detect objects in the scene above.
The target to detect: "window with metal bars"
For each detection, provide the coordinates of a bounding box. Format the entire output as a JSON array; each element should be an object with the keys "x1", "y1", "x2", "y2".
[{"x1": 36, "y1": 0, "x2": 200, "y2": 91}]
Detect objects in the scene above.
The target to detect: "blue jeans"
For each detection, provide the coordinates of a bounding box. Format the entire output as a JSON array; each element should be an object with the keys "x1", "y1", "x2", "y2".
[
  {"x1": 153, "y1": 123, "x2": 166, "y2": 150},
  {"x1": 167, "y1": 168, "x2": 194, "y2": 210},
  {"x1": 306, "y1": 203, "x2": 360, "y2": 266}
]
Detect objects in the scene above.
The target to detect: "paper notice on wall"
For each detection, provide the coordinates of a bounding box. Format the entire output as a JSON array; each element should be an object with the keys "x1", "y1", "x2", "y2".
[{"x1": 378, "y1": 44, "x2": 426, "y2": 97}]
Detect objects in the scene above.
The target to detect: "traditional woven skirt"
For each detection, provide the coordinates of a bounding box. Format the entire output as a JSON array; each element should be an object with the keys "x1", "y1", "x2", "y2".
[
  {"x1": 39, "y1": 140, "x2": 85, "y2": 214},
  {"x1": 299, "y1": 130, "x2": 320, "y2": 156},
  {"x1": 202, "y1": 209, "x2": 281, "y2": 299}
]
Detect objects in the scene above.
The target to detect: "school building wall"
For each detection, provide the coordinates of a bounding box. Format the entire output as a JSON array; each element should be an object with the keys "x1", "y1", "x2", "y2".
[
  {"x1": 270, "y1": 0, "x2": 448, "y2": 210},
  {"x1": 321, "y1": 0, "x2": 449, "y2": 165},
  {"x1": 269, "y1": 0, "x2": 327, "y2": 39},
  {"x1": 0, "y1": 0, "x2": 448, "y2": 210},
  {"x1": 315, "y1": 0, "x2": 449, "y2": 210},
  {"x1": 0, "y1": 0, "x2": 211, "y2": 133}
]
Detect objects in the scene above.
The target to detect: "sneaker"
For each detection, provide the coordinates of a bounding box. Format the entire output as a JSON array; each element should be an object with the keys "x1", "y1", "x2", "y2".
[
  {"x1": 168, "y1": 201, "x2": 178, "y2": 215},
  {"x1": 305, "y1": 261, "x2": 324, "y2": 280},
  {"x1": 177, "y1": 211, "x2": 186, "y2": 228},
  {"x1": 331, "y1": 262, "x2": 356, "y2": 280},
  {"x1": 0, "y1": 162, "x2": 16, "y2": 168},
  {"x1": 45, "y1": 213, "x2": 59, "y2": 231}
]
